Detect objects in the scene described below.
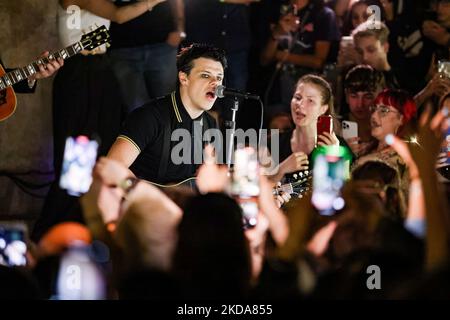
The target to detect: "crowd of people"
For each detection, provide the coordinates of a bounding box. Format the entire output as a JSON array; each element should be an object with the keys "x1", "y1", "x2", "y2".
[{"x1": 1, "y1": 0, "x2": 450, "y2": 300}]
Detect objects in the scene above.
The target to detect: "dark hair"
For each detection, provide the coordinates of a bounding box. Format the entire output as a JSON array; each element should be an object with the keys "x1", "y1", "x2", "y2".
[
  {"x1": 352, "y1": 160, "x2": 406, "y2": 221},
  {"x1": 176, "y1": 43, "x2": 227, "y2": 76},
  {"x1": 172, "y1": 193, "x2": 251, "y2": 299},
  {"x1": 344, "y1": 64, "x2": 386, "y2": 93},
  {"x1": 323, "y1": 181, "x2": 384, "y2": 264},
  {"x1": 297, "y1": 74, "x2": 335, "y2": 115}
]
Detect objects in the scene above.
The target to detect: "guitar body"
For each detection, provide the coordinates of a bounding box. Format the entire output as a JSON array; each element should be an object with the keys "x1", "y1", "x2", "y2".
[{"x1": 0, "y1": 64, "x2": 17, "y2": 121}]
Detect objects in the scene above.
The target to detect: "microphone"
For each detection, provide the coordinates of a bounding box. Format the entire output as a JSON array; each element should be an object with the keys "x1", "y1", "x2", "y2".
[{"x1": 215, "y1": 85, "x2": 260, "y2": 100}]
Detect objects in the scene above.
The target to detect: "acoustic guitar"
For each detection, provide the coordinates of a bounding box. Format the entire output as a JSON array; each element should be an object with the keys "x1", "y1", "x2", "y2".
[
  {"x1": 272, "y1": 170, "x2": 312, "y2": 198},
  {"x1": 0, "y1": 25, "x2": 110, "y2": 121},
  {"x1": 144, "y1": 170, "x2": 312, "y2": 199}
]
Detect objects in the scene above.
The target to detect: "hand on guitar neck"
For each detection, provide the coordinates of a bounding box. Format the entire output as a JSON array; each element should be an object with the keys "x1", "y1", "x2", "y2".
[
  {"x1": 0, "y1": 25, "x2": 110, "y2": 121},
  {"x1": 273, "y1": 170, "x2": 312, "y2": 207},
  {"x1": 0, "y1": 51, "x2": 63, "y2": 121},
  {"x1": 28, "y1": 51, "x2": 64, "y2": 81}
]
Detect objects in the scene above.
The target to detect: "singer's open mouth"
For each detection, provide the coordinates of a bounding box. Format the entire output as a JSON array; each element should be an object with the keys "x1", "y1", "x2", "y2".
[{"x1": 206, "y1": 91, "x2": 216, "y2": 99}]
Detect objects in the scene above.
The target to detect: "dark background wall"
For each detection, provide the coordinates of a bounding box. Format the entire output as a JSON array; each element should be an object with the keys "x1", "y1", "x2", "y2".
[{"x1": 0, "y1": 0, "x2": 60, "y2": 226}]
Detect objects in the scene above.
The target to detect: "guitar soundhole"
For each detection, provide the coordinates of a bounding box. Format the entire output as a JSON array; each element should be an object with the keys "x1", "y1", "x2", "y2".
[{"x1": 0, "y1": 89, "x2": 6, "y2": 106}]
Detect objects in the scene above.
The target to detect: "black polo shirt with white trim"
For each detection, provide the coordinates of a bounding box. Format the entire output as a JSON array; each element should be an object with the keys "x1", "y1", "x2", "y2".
[{"x1": 118, "y1": 90, "x2": 217, "y2": 184}]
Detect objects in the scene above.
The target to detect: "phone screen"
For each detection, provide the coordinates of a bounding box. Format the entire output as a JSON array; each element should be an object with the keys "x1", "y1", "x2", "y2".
[
  {"x1": 280, "y1": 4, "x2": 298, "y2": 15},
  {"x1": 230, "y1": 146, "x2": 260, "y2": 229},
  {"x1": 317, "y1": 115, "x2": 333, "y2": 138},
  {"x1": 59, "y1": 136, "x2": 99, "y2": 196},
  {"x1": 438, "y1": 60, "x2": 450, "y2": 78},
  {"x1": 0, "y1": 223, "x2": 27, "y2": 267},
  {"x1": 311, "y1": 146, "x2": 351, "y2": 216}
]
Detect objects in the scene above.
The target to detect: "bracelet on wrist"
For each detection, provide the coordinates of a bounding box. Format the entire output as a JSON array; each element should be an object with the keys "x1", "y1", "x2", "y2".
[{"x1": 119, "y1": 177, "x2": 140, "y2": 195}]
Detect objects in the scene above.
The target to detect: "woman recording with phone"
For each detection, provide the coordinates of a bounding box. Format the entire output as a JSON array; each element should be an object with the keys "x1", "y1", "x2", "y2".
[{"x1": 268, "y1": 75, "x2": 347, "y2": 184}]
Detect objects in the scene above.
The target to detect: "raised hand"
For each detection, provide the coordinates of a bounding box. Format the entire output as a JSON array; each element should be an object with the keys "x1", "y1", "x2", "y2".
[
  {"x1": 272, "y1": 11, "x2": 300, "y2": 39},
  {"x1": 196, "y1": 144, "x2": 229, "y2": 194},
  {"x1": 306, "y1": 221, "x2": 338, "y2": 257},
  {"x1": 317, "y1": 131, "x2": 340, "y2": 146},
  {"x1": 422, "y1": 20, "x2": 450, "y2": 47},
  {"x1": 94, "y1": 157, "x2": 132, "y2": 187},
  {"x1": 275, "y1": 188, "x2": 292, "y2": 208},
  {"x1": 280, "y1": 151, "x2": 309, "y2": 176}
]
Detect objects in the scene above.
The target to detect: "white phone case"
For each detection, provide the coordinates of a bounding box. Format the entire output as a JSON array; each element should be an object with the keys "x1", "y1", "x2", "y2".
[{"x1": 342, "y1": 120, "x2": 358, "y2": 142}]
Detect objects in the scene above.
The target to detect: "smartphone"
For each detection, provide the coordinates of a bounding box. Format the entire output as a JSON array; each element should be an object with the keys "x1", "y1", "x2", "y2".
[
  {"x1": 311, "y1": 146, "x2": 351, "y2": 216},
  {"x1": 230, "y1": 146, "x2": 260, "y2": 229},
  {"x1": 342, "y1": 120, "x2": 358, "y2": 143},
  {"x1": 438, "y1": 60, "x2": 450, "y2": 78},
  {"x1": 0, "y1": 222, "x2": 28, "y2": 267},
  {"x1": 280, "y1": 4, "x2": 297, "y2": 16},
  {"x1": 59, "y1": 135, "x2": 99, "y2": 197},
  {"x1": 317, "y1": 115, "x2": 333, "y2": 138},
  {"x1": 340, "y1": 36, "x2": 354, "y2": 48}
]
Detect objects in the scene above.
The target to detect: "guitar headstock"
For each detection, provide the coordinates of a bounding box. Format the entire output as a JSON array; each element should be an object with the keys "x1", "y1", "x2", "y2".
[
  {"x1": 290, "y1": 170, "x2": 312, "y2": 198},
  {"x1": 273, "y1": 170, "x2": 312, "y2": 198},
  {"x1": 80, "y1": 25, "x2": 110, "y2": 51}
]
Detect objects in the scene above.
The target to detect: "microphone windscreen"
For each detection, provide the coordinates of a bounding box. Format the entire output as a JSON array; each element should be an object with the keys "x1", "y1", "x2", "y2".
[{"x1": 215, "y1": 85, "x2": 225, "y2": 98}]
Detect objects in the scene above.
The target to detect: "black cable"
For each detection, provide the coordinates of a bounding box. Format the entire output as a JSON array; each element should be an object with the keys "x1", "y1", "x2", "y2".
[
  {"x1": 0, "y1": 170, "x2": 54, "y2": 199},
  {"x1": 4, "y1": 176, "x2": 49, "y2": 198},
  {"x1": 257, "y1": 97, "x2": 264, "y2": 146},
  {"x1": 1, "y1": 172, "x2": 53, "y2": 189}
]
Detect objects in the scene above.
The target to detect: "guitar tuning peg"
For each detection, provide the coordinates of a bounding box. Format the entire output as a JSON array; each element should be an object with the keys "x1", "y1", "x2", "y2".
[
  {"x1": 293, "y1": 173, "x2": 298, "y2": 179},
  {"x1": 106, "y1": 43, "x2": 111, "y2": 48}
]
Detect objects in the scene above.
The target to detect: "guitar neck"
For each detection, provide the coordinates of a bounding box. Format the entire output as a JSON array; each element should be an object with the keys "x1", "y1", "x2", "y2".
[{"x1": 0, "y1": 42, "x2": 84, "y2": 90}]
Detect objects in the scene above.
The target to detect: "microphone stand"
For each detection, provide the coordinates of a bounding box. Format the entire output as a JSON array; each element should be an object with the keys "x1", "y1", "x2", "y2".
[{"x1": 225, "y1": 97, "x2": 239, "y2": 170}]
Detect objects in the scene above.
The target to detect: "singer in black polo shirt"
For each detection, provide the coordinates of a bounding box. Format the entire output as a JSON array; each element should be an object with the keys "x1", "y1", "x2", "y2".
[{"x1": 107, "y1": 44, "x2": 226, "y2": 184}]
